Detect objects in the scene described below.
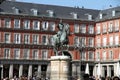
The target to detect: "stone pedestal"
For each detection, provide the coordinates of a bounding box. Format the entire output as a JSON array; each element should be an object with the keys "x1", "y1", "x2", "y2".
[{"x1": 50, "y1": 56, "x2": 71, "y2": 80}]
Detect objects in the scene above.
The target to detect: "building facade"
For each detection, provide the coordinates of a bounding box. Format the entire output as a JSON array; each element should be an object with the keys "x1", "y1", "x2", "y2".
[{"x1": 0, "y1": 1, "x2": 120, "y2": 79}]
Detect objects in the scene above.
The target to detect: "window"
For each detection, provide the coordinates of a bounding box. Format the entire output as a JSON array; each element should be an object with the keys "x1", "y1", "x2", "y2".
[
  {"x1": 112, "y1": 10, "x2": 116, "y2": 17},
  {"x1": 0, "y1": 18, "x2": 1, "y2": 27},
  {"x1": 23, "y1": 49, "x2": 29, "y2": 59},
  {"x1": 88, "y1": 38, "x2": 94, "y2": 47},
  {"x1": 103, "y1": 51, "x2": 106, "y2": 60},
  {"x1": 103, "y1": 37, "x2": 107, "y2": 46},
  {"x1": 24, "y1": 34, "x2": 30, "y2": 44},
  {"x1": 32, "y1": 34, "x2": 39, "y2": 44},
  {"x1": 4, "y1": 33, "x2": 10, "y2": 43},
  {"x1": 109, "y1": 51, "x2": 113, "y2": 60},
  {"x1": 14, "y1": 19, "x2": 20, "y2": 28},
  {"x1": 4, "y1": 18, "x2": 11, "y2": 28},
  {"x1": 102, "y1": 23, "x2": 107, "y2": 33},
  {"x1": 109, "y1": 36, "x2": 113, "y2": 46},
  {"x1": 96, "y1": 52, "x2": 100, "y2": 61},
  {"x1": 108, "y1": 22, "x2": 113, "y2": 32},
  {"x1": 80, "y1": 24, "x2": 86, "y2": 33},
  {"x1": 14, "y1": 33, "x2": 21, "y2": 44},
  {"x1": 88, "y1": 25, "x2": 94, "y2": 34},
  {"x1": 32, "y1": 50, "x2": 38, "y2": 59},
  {"x1": 49, "y1": 36, "x2": 54, "y2": 45},
  {"x1": 96, "y1": 25, "x2": 100, "y2": 34},
  {"x1": 4, "y1": 48, "x2": 10, "y2": 59},
  {"x1": 31, "y1": 9, "x2": 38, "y2": 16},
  {"x1": 97, "y1": 37, "x2": 100, "y2": 47},
  {"x1": 70, "y1": 12, "x2": 77, "y2": 19},
  {"x1": 42, "y1": 35, "x2": 48, "y2": 45},
  {"x1": 100, "y1": 13, "x2": 103, "y2": 19},
  {"x1": 33, "y1": 20, "x2": 40, "y2": 30},
  {"x1": 80, "y1": 37, "x2": 86, "y2": 47},
  {"x1": 14, "y1": 49, "x2": 20, "y2": 59},
  {"x1": 115, "y1": 35, "x2": 119, "y2": 45},
  {"x1": 74, "y1": 37, "x2": 79, "y2": 46},
  {"x1": 47, "y1": 10, "x2": 54, "y2": 17},
  {"x1": 74, "y1": 24, "x2": 79, "y2": 33},
  {"x1": 42, "y1": 50, "x2": 48, "y2": 59},
  {"x1": 23, "y1": 20, "x2": 30, "y2": 29},
  {"x1": 115, "y1": 20, "x2": 119, "y2": 31},
  {"x1": 42, "y1": 21, "x2": 49, "y2": 30},
  {"x1": 80, "y1": 51, "x2": 86, "y2": 60},
  {"x1": 88, "y1": 51, "x2": 94, "y2": 60},
  {"x1": 49, "y1": 22, "x2": 55, "y2": 31}
]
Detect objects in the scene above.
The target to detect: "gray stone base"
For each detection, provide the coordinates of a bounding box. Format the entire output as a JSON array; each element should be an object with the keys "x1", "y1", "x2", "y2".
[{"x1": 50, "y1": 56, "x2": 71, "y2": 80}]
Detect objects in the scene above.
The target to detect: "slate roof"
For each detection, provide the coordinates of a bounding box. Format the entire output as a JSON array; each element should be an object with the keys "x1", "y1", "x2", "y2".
[
  {"x1": 96, "y1": 6, "x2": 120, "y2": 22},
  {"x1": 0, "y1": 1, "x2": 100, "y2": 21}
]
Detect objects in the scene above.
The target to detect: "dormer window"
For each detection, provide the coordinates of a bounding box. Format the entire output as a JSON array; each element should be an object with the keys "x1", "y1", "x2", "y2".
[
  {"x1": 99, "y1": 13, "x2": 103, "y2": 19},
  {"x1": 85, "y1": 13, "x2": 92, "y2": 20},
  {"x1": 31, "y1": 9, "x2": 38, "y2": 16},
  {"x1": 47, "y1": 10, "x2": 54, "y2": 17},
  {"x1": 88, "y1": 14, "x2": 92, "y2": 20},
  {"x1": 112, "y1": 10, "x2": 116, "y2": 17},
  {"x1": 70, "y1": 12, "x2": 77, "y2": 19},
  {"x1": 12, "y1": 7, "x2": 19, "y2": 14}
]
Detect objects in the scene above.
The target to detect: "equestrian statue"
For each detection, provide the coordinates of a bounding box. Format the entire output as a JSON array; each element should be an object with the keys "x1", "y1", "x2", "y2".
[{"x1": 52, "y1": 22, "x2": 70, "y2": 56}]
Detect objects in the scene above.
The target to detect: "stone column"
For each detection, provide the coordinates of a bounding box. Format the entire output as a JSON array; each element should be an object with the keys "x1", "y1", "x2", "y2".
[
  {"x1": 0, "y1": 64, "x2": 3, "y2": 79},
  {"x1": 9, "y1": 64, "x2": 13, "y2": 78},
  {"x1": 107, "y1": 65, "x2": 110, "y2": 77},
  {"x1": 19, "y1": 65, "x2": 23, "y2": 77},
  {"x1": 102, "y1": 66, "x2": 105, "y2": 77},
  {"x1": 77, "y1": 65, "x2": 81, "y2": 80},
  {"x1": 114, "y1": 63, "x2": 117, "y2": 76},
  {"x1": 46, "y1": 64, "x2": 51, "y2": 78},
  {"x1": 72, "y1": 64, "x2": 77, "y2": 77},
  {"x1": 37, "y1": 65, "x2": 41, "y2": 78},
  {"x1": 28, "y1": 65, "x2": 32, "y2": 78}
]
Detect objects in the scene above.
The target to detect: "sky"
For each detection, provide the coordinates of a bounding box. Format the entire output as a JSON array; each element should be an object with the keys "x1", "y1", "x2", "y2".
[{"x1": 17, "y1": 0, "x2": 120, "y2": 10}]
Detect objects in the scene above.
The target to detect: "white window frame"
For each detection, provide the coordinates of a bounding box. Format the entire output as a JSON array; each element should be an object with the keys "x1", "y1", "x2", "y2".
[
  {"x1": 74, "y1": 24, "x2": 79, "y2": 33},
  {"x1": 4, "y1": 18, "x2": 11, "y2": 28},
  {"x1": 96, "y1": 52, "x2": 100, "y2": 61},
  {"x1": 14, "y1": 19, "x2": 20, "y2": 28},
  {"x1": 49, "y1": 35, "x2": 54, "y2": 45},
  {"x1": 88, "y1": 51, "x2": 94, "y2": 60},
  {"x1": 74, "y1": 36, "x2": 79, "y2": 46},
  {"x1": 32, "y1": 49, "x2": 38, "y2": 59},
  {"x1": 33, "y1": 20, "x2": 40, "y2": 30},
  {"x1": 97, "y1": 37, "x2": 100, "y2": 47},
  {"x1": 80, "y1": 37, "x2": 86, "y2": 47},
  {"x1": 88, "y1": 25, "x2": 94, "y2": 34},
  {"x1": 96, "y1": 24, "x2": 100, "y2": 34},
  {"x1": 23, "y1": 49, "x2": 29, "y2": 59},
  {"x1": 41, "y1": 50, "x2": 48, "y2": 60},
  {"x1": 42, "y1": 35, "x2": 48, "y2": 45},
  {"x1": 4, "y1": 33, "x2": 11, "y2": 43},
  {"x1": 102, "y1": 23, "x2": 107, "y2": 33},
  {"x1": 32, "y1": 34, "x2": 39, "y2": 44},
  {"x1": 80, "y1": 51, "x2": 86, "y2": 60},
  {"x1": 49, "y1": 22, "x2": 55, "y2": 31},
  {"x1": 103, "y1": 37, "x2": 107, "y2": 47},
  {"x1": 109, "y1": 50, "x2": 113, "y2": 60},
  {"x1": 115, "y1": 20, "x2": 119, "y2": 31},
  {"x1": 24, "y1": 34, "x2": 30, "y2": 44},
  {"x1": 14, "y1": 48, "x2": 20, "y2": 59},
  {"x1": 23, "y1": 20, "x2": 30, "y2": 29},
  {"x1": 108, "y1": 22, "x2": 113, "y2": 32},
  {"x1": 109, "y1": 36, "x2": 113, "y2": 46},
  {"x1": 4, "y1": 48, "x2": 10, "y2": 59},
  {"x1": 14, "y1": 33, "x2": 21, "y2": 44},
  {"x1": 80, "y1": 24, "x2": 86, "y2": 33},
  {"x1": 88, "y1": 37, "x2": 94, "y2": 47},
  {"x1": 103, "y1": 51, "x2": 106, "y2": 60},
  {"x1": 42, "y1": 21, "x2": 49, "y2": 30},
  {"x1": 115, "y1": 35, "x2": 119, "y2": 45}
]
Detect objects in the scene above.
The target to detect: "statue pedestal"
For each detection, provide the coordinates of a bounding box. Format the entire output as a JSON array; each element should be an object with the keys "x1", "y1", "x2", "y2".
[{"x1": 50, "y1": 56, "x2": 71, "y2": 80}]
